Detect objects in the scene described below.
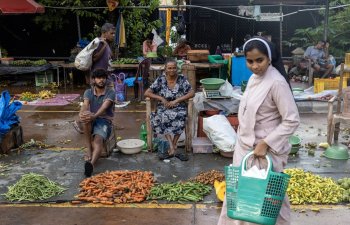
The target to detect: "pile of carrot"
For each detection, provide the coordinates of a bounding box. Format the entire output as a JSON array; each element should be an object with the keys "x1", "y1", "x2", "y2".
[{"x1": 76, "y1": 170, "x2": 155, "y2": 204}]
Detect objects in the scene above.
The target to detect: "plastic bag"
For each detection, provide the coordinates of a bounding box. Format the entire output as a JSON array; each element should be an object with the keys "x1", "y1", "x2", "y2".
[
  {"x1": 74, "y1": 38, "x2": 100, "y2": 71},
  {"x1": 219, "y1": 79, "x2": 235, "y2": 97},
  {"x1": 242, "y1": 165, "x2": 267, "y2": 179},
  {"x1": 152, "y1": 29, "x2": 164, "y2": 47},
  {"x1": 203, "y1": 115, "x2": 236, "y2": 152}
]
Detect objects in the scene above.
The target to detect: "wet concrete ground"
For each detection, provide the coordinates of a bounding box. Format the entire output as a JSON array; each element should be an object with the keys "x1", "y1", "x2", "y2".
[{"x1": 1, "y1": 84, "x2": 350, "y2": 225}]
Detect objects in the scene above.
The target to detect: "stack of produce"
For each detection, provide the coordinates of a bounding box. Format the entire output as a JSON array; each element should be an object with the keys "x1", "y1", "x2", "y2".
[
  {"x1": 147, "y1": 182, "x2": 211, "y2": 202},
  {"x1": 337, "y1": 178, "x2": 350, "y2": 202},
  {"x1": 4, "y1": 173, "x2": 65, "y2": 201},
  {"x1": 19, "y1": 92, "x2": 39, "y2": 101},
  {"x1": 284, "y1": 168, "x2": 343, "y2": 204},
  {"x1": 11, "y1": 59, "x2": 47, "y2": 67},
  {"x1": 76, "y1": 170, "x2": 154, "y2": 204},
  {"x1": 112, "y1": 58, "x2": 138, "y2": 64},
  {"x1": 38, "y1": 90, "x2": 55, "y2": 99},
  {"x1": 189, "y1": 169, "x2": 225, "y2": 185}
]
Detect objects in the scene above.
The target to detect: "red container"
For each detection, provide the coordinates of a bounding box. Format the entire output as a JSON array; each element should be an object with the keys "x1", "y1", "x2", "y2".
[{"x1": 226, "y1": 115, "x2": 239, "y2": 131}]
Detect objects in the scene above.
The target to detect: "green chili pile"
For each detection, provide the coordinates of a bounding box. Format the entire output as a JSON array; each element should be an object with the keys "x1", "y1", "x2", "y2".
[
  {"x1": 4, "y1": 173, "x2": 66, "y2": 201},
  {"x1": 147, "y1": 182, "x2": 211, "y2": 202}
]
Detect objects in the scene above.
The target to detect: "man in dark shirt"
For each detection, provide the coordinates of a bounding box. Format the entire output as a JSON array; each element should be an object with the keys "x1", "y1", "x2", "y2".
[
  {"x1": 80, "y1": 69, "x2": 115, "y2": 177},
  {"x1": 74, "y1": 23, "x2": 116, "y2": 134}
]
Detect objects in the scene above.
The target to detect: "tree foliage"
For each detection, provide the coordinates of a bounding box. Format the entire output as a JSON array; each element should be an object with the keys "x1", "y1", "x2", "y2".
[
  {"x1": 286, "y1": 0, "x2": 350, "y2": 57},
  {"x1": 35, "y1": 0, "x2": 162, "y2": 56}
]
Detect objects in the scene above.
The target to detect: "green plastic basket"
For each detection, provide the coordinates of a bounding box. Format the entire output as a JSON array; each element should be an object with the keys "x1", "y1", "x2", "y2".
[{"x1": 225, "y1": 152, "x2": 290, "y2": 225}]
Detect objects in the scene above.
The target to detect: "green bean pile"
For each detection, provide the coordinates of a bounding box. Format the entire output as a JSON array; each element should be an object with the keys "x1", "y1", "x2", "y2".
[
  {"x1": 4, "y1": 173, "x2": 66, "y2": 201},
  {"x1": 147, "y1": 182, "x2": 212, "y2": 202}
]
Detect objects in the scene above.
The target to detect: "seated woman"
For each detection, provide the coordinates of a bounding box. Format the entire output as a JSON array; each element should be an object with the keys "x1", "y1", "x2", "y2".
[
  {"x1": 173, "y1": 39, "x2": 191, "y2": 59},
  {"x1": 144, "y1": 59, "x2": 195, "y2": 160},
  {"x1": 142, "y1": 33, "x2": 157, "y2": 57}
]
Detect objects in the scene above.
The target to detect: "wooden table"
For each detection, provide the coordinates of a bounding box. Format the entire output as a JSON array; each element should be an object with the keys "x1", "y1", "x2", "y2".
[{"x1": 57, "y1": 62, "x2": 223, "y2": 89}]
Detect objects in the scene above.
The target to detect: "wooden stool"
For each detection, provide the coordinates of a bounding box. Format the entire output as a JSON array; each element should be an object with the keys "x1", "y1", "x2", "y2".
[
  {"x1": 0, "y1": 124, "x2": 23, "y2": 154},
  {"x1": 100, "y1": 125, "x2": 116, "y2": 158}
]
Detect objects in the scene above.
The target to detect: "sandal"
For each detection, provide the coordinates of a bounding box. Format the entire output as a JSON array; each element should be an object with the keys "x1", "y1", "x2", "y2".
[
  {"x1": 159, "y1": 152, "x2": 174, "y2": 160},
  {"x1": 72, "y1": 120, "x2": 84, "y2": 134},
  {"x1": 84, "y1": 161, "x2": 93, "y2": 177},
  {"x1": 175, "y1": 153, "x2": 189, "y2": 161}
]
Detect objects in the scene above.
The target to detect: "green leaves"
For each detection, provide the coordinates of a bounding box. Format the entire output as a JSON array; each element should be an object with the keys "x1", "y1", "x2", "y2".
[{"x1": 287, "y1": 0, "x2": 350, "y2": 56}]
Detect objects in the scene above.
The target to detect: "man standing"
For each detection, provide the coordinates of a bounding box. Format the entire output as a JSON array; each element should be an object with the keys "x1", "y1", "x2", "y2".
[
  {"x1": 304, "y1": 40, "x2": 334, "y2": 78},
  {"x1": 89, "y1": 22, "x2": 115, "y2": 86},
  {"x1": 74, "y1": 23, "x2": 115, "y2": 134},
  {"x1": 80, "y1": 69, "x2": 115, "y2": 177}
]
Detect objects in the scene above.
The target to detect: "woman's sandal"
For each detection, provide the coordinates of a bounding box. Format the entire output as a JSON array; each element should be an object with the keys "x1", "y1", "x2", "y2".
[
  {"x1": 175, "y1": 153, "x2": 189, "y2": 161},
  {"x1": 159, "y1": 152, "x2": 174, "y2": 160}
]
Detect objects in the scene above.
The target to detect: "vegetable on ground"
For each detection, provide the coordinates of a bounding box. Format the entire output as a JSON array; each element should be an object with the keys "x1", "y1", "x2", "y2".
[
  {"x1": 76, "y1": 170, "x2": 154, "y2": 204},
  {"x1": 147, "y1": 181, "x2": 212, "y2": 202},
  {"x1": 4, "y1": 173, "x2": 65, "y2": 201}
]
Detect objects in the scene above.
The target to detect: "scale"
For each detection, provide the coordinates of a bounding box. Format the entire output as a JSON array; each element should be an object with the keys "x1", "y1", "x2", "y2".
[{"x1": 203, "y1": 88, "x2": 231, "y2": 99}]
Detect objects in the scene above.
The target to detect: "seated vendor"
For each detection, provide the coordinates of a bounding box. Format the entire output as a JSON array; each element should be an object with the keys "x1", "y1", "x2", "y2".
[
  {"x1": 173, "y1": 39, "x2": 191, "y2": 59},
  {"x1": 144, "y1": 59, "x2": 195, "y2": 161},
  {"x1": 142, "y1": 33, "x2": 157, "y2": 57},
  {"x1": 304, "y1": 40, "x2": 334, "y2": 78}
]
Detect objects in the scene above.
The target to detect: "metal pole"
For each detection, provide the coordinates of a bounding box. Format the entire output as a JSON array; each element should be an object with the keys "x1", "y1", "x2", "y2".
[
  {"x1": 279, "y1": 3, "x2": 283, "y2": 57},
  {"x1": 76, "y1": 14, "x2": 81, "y2": 41},
  {"x1": 324, "y1": 0, "x2": 329, "y2": 41}
]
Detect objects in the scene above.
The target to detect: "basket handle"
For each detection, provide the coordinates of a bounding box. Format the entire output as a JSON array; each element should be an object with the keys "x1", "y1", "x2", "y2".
[{"x1": 240, "y1": 151, "x2": 272, "y2": 180}]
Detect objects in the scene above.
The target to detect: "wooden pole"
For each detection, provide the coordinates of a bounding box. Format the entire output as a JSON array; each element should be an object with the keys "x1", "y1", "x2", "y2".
[
  {"x1": 145, "y1": 97, "x2": 152, "y2": 152},
  {"x1": 334, "y1": 63, "x2": 345, "y2": 141},
  {"x1": 166, "y1": 8, "x2": 172, "y2": 45},
  {"x1": 186, "y1": 98, "x2": 193, "y2": 152}
]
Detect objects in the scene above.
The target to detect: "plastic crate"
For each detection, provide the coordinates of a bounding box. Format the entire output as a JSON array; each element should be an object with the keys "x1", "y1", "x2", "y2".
[
  {"x1": 192, "y1": 137, "x2": 213, "y2": 153},
  {"x1": 225, "y1": 152, "x2": 290, "y2": 225},
  {"x1": 343, "y1": 72, "x2": 350, "y2": 80},
  {"x1": 314, "y1": 77, "x2": 347, "y2": 93},
  {"x1": 345, "y1": 53, "x2": 350, "y2": 66},
  {"x1": 35, "y1": 72, "x2": 53, "y2": 87}
]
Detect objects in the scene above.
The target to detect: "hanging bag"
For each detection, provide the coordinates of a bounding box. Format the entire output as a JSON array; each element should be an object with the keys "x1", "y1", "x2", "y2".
[
  {"x1": 225, "y1": 152, "x2": 290, "y2": 225},
  {"x1": 74, "y1": 38, "x2": 101, "y2": 71}
]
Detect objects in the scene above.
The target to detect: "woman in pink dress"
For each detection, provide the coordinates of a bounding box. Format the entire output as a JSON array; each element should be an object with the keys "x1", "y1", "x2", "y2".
[{"x1": 217, "y1": 37, "x2": 300, "y2": 225}]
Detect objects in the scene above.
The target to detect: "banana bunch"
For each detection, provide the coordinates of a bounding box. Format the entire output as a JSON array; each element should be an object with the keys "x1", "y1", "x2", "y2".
[
  {"x1": 38, "y1": 90, "x2": 55, "y2": 99},
  {"x1": 284, "y1": 168, "x2": 343, "y2": 204},
  {"x1": 337, "y1": 178, "x2": 350, "y2": 202},
  {"x1": 19, "y1": 92, "x2": 39, "y2": 101}
]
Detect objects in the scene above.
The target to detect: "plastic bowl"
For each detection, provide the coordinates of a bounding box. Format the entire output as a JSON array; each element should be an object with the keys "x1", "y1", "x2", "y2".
[
  {"x1": 117, "y1": 139, "x2": 145, "y2": 154},
  {"x1": 289, "y1": 135, "x2": 301, "y2": 146},
  {"x1": 323, "y1": 144, "x2": 349, "y2": 160},
  {"x1": 200, "y1": 78, "x2": 225, "y2": 90},
  {"x1": 146, "y1": 52, "x2": 158, "y2": 58},
  {"x1": 289, "y1": 146, "x2": 300, "y2": 155}
]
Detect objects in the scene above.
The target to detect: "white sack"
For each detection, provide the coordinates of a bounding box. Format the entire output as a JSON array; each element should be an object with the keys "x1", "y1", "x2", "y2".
[
  {"x1": 203, "y1": 115, "x2": 236, "y2": 152},
  {"x1": 75, "y1": 38, "x2": 100, "y2": 71}
]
